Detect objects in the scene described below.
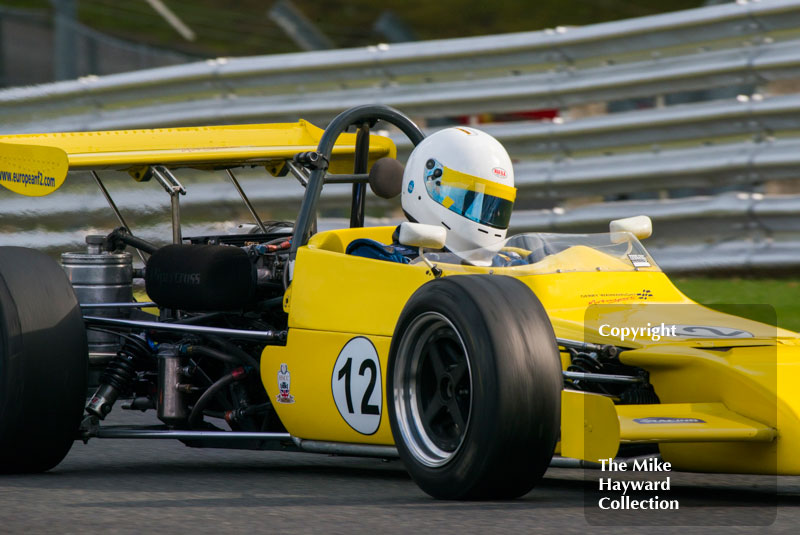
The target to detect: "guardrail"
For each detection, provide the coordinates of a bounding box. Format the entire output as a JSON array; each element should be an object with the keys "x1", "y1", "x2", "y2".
[
  {"x1": 2, "y1": 0, "x2": 800, "y2": 131},
  {"x1": 2, "y1": 0, "x2": 800, "y2": 274},
  {"x1": 511, "y1": 192, "x2": 800, "y2": 273},
  {"x1": 392, "y1": 94, "x2": 800, "y2": 158}
]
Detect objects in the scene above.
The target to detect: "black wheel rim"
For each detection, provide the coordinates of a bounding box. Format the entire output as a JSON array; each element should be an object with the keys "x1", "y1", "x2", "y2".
[{"x1": 393, "y1": 312, "x2": 472, "y2": 467}]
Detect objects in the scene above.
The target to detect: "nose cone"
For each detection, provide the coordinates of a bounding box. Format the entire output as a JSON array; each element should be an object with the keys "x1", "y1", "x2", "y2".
[{"x1": 622, "y1": 339, "x2": 800, "y2": 475}]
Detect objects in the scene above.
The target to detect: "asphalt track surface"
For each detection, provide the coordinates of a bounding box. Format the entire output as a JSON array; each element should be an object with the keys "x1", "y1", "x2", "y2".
[{"x1": 1, "y1": 411, "x2": 799, "y2": 534}]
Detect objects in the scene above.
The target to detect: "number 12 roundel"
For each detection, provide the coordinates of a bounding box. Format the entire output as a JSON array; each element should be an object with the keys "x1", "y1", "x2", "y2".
[{"x1": 331, "y1": 337, "x2": 382, "y2": 435}]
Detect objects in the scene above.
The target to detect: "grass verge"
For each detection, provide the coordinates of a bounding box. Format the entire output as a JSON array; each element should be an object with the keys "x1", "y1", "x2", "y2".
[{"x1": 673, "y1": 277, "x2": 800, "y2": 332}]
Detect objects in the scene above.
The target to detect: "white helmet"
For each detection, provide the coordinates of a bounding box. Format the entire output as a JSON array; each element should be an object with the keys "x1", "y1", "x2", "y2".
[{"x1": 401, "y1": 127, "x2": 516, "y2": 266}]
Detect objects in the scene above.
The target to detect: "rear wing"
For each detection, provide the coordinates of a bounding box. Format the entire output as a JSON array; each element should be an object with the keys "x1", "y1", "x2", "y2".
[{"x1": 0, "y1": 120, "x2": 396, "y2": 197}]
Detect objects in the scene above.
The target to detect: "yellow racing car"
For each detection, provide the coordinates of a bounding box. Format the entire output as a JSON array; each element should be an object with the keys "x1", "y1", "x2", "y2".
[{"x1": 0, "y1": 105, "x2": 792, "y2": 500}]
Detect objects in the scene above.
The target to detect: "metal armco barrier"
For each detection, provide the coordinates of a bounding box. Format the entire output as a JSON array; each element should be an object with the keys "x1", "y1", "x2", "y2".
[
  {"x1": 2, "y1": 0, "x2": 800, "y2": 131},
  {"x1": 2, "y1": 0, "x2": 800, "y2": 273},
  {"x1": 509, "y1": 192, "x2": 800, "y2": 273}
]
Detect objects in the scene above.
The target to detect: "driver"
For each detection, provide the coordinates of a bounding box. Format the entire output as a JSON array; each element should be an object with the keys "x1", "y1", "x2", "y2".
[
  {"x1": 348, "y1": 126, "x2": 524, "y2": 266},
  {"x1": 400, "y1": 126, "x2": 521, "y2": 266}
]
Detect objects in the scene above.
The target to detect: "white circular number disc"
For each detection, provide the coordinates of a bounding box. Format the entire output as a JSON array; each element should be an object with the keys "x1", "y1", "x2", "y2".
[{"x1": 331, "y1": 337, "x2": 382, "y2": 435}]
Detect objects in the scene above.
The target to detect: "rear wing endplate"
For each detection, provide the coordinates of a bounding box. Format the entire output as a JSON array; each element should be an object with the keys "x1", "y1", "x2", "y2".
[{"x1": 0, "y1": 142, "x2": 68, "y2": 197}]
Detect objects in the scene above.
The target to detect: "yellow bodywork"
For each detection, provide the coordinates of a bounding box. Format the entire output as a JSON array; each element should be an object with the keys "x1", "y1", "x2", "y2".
[
  {"x1": 262, "y1": 227, "x2": 432, "y2": 445},
  {"x1": 263, "y1": 225, "x2": 800, "y2": 475}
]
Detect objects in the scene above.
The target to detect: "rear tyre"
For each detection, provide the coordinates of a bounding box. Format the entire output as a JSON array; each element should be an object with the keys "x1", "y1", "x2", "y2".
[
  {"x1": 0, "y1": 247, "x2": 88, "y2": 473},
  {"x1": 387, "y1": 274, "x2": 562, "y2": 500}
]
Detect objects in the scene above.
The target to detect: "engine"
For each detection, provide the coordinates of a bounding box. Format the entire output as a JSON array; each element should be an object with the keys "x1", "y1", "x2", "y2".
[{"x1": 64, "y1": 227, "x2": 292, "y2": 441}]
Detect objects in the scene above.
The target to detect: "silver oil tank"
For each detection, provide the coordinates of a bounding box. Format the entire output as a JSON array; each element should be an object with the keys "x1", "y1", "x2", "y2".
[{"x1": 62, "y1": 235, "x2": 133, "y2": 360}]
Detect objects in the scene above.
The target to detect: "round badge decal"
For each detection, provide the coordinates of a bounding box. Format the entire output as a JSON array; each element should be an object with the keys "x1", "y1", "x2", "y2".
[
  {"x1": 408, "y1": 180, "x2": 415, "y2": 194},
  {"x1": 331, "y1": 337, "x2": 382, "y2": 435}
]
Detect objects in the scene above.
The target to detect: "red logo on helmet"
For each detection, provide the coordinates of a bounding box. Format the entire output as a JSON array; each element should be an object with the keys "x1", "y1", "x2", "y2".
[{"x1": 492, "y1": 167, "x2": 507, "y2": 179}]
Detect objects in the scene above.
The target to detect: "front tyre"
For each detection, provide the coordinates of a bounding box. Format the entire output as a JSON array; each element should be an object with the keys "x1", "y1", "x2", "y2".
[
  {"x1": 387, "y1": 275, "x2": 562, "y2": 500},
  {"x1": 0, "y1": 247, "x2": 88, "y2": 473}
]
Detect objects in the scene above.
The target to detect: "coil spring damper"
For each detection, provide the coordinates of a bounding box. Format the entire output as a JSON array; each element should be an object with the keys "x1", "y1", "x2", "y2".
[
  {"x1": 157, "y1": 344, "x2": 188, "y2": 426},
  {"x1": 86, "y1": 335, "x2": 151, "y2": 419}
]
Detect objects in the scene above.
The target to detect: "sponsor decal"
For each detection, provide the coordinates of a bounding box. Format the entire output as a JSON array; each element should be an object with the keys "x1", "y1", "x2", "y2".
[
  {"x1": 147, "y1": 267, "x2": 201, "y2": 286},
  {"x1": 634, "y1": 417, "x2": 706, "y2": 424},
  {"x1": 407, "y1": 180, "x2": 414, "y2": 193},
  {"x1": 276, "y1": 363, "x2": 295, "y2": 404},
  {"x1": 628, "y1": 253, "x2": 651, "y2": 267},
  {"x1": 0, "y1": 143, "x2": 69, "y2": 197},
  {"x1": 492, "y1": 167, "x2": 507, "y2": 179},
  {"x1": 581, "y1": 291, "x2": 654, "y2": 305},
  {"x1": 331, "y1": 337, "x2": 382, "y2": 435},
  {"x1": 671, "y1": 325, "x2": 754, "y2": 339}
]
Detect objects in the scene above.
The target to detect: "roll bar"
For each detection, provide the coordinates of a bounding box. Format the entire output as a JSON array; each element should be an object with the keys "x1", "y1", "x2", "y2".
[{"x1": 289, "y1": 105, "x2": 425, "y2": 258}]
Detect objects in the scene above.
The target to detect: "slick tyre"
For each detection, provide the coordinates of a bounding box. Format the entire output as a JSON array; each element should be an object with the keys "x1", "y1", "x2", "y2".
[
  {"x1": 0, "y1": 247, "x2": 88, "y2": 473},
  {"x1": 387, "y1": 274, "x2": 562, "y2": 500}
]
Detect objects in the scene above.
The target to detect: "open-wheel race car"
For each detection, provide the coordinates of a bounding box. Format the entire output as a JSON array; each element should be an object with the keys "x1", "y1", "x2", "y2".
[{"x1": 0, "y1": 105, "x2": 795, "y2": 500}]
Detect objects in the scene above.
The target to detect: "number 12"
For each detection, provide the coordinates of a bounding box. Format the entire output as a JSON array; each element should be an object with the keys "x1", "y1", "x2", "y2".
[{"x1": 337, "y1": 357, "x2": 380, "y2": 415}]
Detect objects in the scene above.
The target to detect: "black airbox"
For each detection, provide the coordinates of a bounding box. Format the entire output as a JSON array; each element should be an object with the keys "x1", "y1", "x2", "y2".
[{"x1": 145, "y1": 244, "x2": 255, "y2": 311}]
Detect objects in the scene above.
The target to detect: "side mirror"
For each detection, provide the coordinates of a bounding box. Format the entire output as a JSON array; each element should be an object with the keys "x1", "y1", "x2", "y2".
[
  {"x1": 609, "y1": 215, "x2": 652, "y2": 243},
  {"x1": 398, "y1": 222, "x2": 447, "y2": 250}
]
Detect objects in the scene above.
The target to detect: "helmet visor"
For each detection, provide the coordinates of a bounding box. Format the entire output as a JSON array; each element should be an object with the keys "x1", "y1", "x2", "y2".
[{"x1": 424, "y1": 159, "x2": 516, "y2": 229}]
